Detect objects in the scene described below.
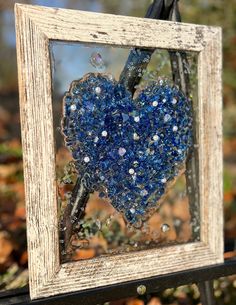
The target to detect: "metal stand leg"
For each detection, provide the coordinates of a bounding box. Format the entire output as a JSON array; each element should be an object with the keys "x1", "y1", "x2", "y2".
[{"x1": 197, "y1": 280, "x2": 216, "y2": 305}]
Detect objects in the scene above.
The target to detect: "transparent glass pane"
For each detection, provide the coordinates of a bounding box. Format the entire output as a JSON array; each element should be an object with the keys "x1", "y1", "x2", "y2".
[{"x1": 50, "y1": 41, "x2": 199, "y2": 262}]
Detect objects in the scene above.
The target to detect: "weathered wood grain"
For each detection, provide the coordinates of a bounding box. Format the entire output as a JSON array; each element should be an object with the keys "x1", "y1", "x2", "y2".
[
  {"x1": 15, "y1": 3, "x2": 223, "y2": 300},
  {"x1": 15, "y1": 3, "x2": 219, "y2": 51},
  {"x1": 198, "y1": 31, "x2": 223, "y2": 253}
]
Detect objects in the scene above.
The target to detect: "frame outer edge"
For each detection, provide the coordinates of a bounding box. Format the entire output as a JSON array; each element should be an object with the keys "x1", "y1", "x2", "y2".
[
  {"x1": 15, "y1": 3, "x2": 60, "y2": 299},
  {"x1": 14, "y1": 3, "x2": 224, "y2": 299}
]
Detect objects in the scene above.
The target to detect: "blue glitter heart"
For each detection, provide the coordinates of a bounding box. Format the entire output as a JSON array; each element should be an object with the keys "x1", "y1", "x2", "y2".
[{"x1": 62, "y1": 73, "x2": 193, "y2": 225}]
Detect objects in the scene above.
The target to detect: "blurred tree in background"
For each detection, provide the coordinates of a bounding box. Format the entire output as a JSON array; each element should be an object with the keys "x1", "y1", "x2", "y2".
[{"x1": 0, "y1": 0, "x2": 236, "y2": 304}]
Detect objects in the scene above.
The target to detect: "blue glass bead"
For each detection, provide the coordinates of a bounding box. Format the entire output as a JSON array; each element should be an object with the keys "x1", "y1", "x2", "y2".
[{"x1": 62, "y1": 73, "x2": 193, "y2": 226}]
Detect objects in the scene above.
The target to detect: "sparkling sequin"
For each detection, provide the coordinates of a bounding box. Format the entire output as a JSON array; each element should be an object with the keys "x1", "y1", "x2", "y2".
[
  {"x1": 153, "y1": 135, "x2": 159, "y2": 141},
  {"x1": 129, "y1": 168, "x2": 135, "y2": 175},
  {"x1": 90, "y1": 52, "x2": 105, "y2": 69},
  {"x1": 161, "y1": 223, "x2": 170, "y2": 233},
  {"x1": 172, "y1": 97, "x2": 177, "y2": 104},
  {"x1": 70, "y1": 104, "x2": 76, "y2": 111},
  {"x1": 95, "y1": 86, "x2": 101, "y2": 94},
  {"x1": 84, "y1": 156, "x2": 90, "y2": 163},
  {"x1": 164, "y1": 114, "x2": 171, "y2": 122},
  {"x1": 102, "y1": 130, "x2": 108, "y2": 137},
  {"x1": 130, "y1": 208, "x2": 136, "y2": 214},
  {"x1": 118, "y1": 147, "x2": 126, "y2": 156},
  {"x1": 152, "y1": 101, "x2": 158, "y2": 107},
  {"x1": 62, "y1": 73, "x2": 193, "y2": 225}
]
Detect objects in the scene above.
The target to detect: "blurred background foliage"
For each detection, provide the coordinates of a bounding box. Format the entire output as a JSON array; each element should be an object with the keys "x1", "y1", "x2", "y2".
[{"x1": 0, "y1": 0, "x2": 236, "y2": 304}]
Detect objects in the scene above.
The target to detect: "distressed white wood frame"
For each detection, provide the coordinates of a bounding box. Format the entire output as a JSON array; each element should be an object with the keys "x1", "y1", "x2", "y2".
[{"x1": 15, "y1": 3, "x2": 223, "y2": 300}]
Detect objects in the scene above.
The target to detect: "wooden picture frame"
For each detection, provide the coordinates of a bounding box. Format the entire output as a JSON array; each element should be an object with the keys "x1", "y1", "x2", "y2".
[{"x1": 15, "y1": 3, "x2": 223, "y2": 300}]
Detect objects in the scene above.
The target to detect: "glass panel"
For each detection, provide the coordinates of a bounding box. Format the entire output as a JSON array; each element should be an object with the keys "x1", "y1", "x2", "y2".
[{"x1": 50, "y1": 41, "x2": 199, "y2": 263}]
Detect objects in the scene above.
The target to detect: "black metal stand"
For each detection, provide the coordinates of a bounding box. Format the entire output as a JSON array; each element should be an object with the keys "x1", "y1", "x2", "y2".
[
  {"x1": 0, "y1": 258, "x2": 235, "y2": 305},
  {"x1": 198, "y1": 280, "x2": 216, "y2": 305}
]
